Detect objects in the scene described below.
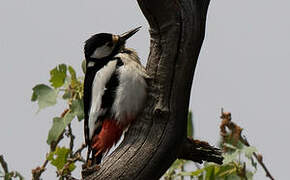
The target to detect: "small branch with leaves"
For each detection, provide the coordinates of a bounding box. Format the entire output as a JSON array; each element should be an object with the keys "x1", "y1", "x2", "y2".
[
  {"x1": 31, "y1": 64, "x2": 86, "y2": 180},
  {"x1": 0, "y1": 155, "x2": 24, "y2": 180},
  {"x1": 163, "y1": 109, "x2": 275, "y2": 180},
  {"x1": 32, "y1": 108, "x2": 86, "y2": 180},
  {"x1": 57, "y1": 144, "x2": 86, "y2": 177},
  {"x1": 220, "y1": 109, "x2": 275, "y2": 180}
]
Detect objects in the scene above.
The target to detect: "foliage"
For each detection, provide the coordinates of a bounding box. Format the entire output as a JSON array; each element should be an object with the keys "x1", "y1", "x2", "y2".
[
  {"x1": 162, "y1": 111, "x2": 260, "y2": 180},
  {"x1": 47, "y1": 147, "x2": 76, "y2": 173},
  {"x1": 187, "y1": 111, "x2": 193, "y2": 138},
  {"x1": 32, "y1": 64, "x2": 84, "y2": 146},
  {"x1": 31, "y1": 64, "x2": 85, "y2": 179}
]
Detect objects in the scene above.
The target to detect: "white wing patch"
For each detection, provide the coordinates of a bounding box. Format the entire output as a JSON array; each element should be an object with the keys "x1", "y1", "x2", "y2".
[
  {"x1": 112, "y1": 53, "x2": 148, "y2": 124},
  {"x1": 88, "y1": 60, "x2": 117, "y2": 139}
]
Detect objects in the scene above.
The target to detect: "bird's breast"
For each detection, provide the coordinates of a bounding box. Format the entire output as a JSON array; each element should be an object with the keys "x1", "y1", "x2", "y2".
[{"x1": 111, "y1": 62, "x2": 147, "y2": 125}]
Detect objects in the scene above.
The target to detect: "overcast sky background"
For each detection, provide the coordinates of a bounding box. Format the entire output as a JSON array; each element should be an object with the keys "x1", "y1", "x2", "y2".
[{"x1": 0, "y1": 0, "x2": 289, "y2": 179}]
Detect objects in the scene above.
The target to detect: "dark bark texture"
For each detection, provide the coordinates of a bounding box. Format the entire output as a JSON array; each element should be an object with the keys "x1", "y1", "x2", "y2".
[{"x1": 85, "y1": 0, "x2": 215, "y2": 179}]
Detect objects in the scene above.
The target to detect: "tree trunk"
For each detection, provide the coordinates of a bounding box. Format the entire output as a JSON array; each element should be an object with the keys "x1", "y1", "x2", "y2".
[{"x1": 85, "y1": 0, "x2": 215, "y2": 179}]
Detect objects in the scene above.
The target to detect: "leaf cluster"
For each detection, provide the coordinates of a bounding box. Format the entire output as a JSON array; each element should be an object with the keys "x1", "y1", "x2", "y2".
[
  {"x1": 31, "y1": 64, "x2": 85, "y2": 179},
  {"x1": 32, "y1": 64, "x2": 84, "y2": 146},
  {"x1": 163, "y1": 112, "x2": 259, "y2": 180}
]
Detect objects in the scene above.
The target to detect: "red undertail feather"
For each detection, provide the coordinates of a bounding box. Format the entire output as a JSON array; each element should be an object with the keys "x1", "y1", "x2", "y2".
[{"x1": 91, "y1": 119, "x2": 123, "y2": 158}]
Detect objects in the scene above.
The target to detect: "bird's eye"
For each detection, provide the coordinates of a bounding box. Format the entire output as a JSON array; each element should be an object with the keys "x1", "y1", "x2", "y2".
[{"x1": 107, "y1": 42, "x2": 113, "y2": 47}]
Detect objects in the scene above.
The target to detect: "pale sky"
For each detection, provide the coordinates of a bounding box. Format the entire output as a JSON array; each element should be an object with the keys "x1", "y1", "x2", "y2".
[{"x1": 0, "y1": 0, "x2": 289, "y2": 179}]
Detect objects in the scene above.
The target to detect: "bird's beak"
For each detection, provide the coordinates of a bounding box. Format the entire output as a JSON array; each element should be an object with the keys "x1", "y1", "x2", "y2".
[{"x1": 119, "y1": 26, "x2": 141, "y2": 43}]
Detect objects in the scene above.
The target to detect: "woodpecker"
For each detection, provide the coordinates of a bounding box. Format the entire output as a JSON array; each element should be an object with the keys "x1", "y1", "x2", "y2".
[{"x1": 83, "y1": 27, "x2": 148, "y2": 164}]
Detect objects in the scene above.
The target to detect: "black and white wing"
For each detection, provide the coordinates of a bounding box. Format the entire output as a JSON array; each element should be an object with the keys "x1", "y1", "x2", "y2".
[{"x1": 83, "y1": 59, "x2": 122, "y2": 146}]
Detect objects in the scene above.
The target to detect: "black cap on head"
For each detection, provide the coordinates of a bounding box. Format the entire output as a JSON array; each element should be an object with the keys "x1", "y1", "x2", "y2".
[{"x1": 84, "y1": 33, "x2": 112, "y2": 59}]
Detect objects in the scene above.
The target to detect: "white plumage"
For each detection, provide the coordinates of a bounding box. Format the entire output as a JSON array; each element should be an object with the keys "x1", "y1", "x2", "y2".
[
  {"x1": 112, "y1": 52, "x2": 148, "y2": 123},
  {"x1": 90, "y1": 42, "x2": 116, "y2": 59},
  {"x1": 88, "y1": 49, "x2": 147, "y2": 140}
]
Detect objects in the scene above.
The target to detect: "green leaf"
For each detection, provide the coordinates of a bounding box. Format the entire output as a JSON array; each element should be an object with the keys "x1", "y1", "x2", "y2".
[
  {"x1": 13, "y1": 171, "x2": 24, "y2": 180},
  {"x1": 242, "y1": 146, "x2": 257, "y2": 159},
  {"x1": 49, "y1": 64, "x2": 67, "y2": 88},
  {"x1": 47, "y1": 112, "x2": 75, "y2": 145},
  {"x1": 224, "y1": 174, "x2": 240, "y2": 180},
  {"x1": 179, "y1": 169, "x2": 204, "y2": 177},
  {"x1": 81, "y1": 60, "x2": 86, "y2": 74},
  {"x1": 223, "y1": 143, "x2": 238, "y2": 150},
  {"x1": 171, "y1": 159, "x2": 186, "y2": 170},
  {"x1": 68, "y1": 163, "x2": 76, "y2": 172},
  {"x1": 71, "y1": 99, "x2": 84, "y2": 121},
  {"x1": 246, "y1": 171, "x2": 254, "y2": 180},
  {"x1": 68, "y1": 66, "x2": 78, "y2": 88},
  {"x1": 47, "y1": 147, "x2": 74, "y2": 171},
  {"x1": 187, "y1": 111, "x2": 194, "y2": 137},
  {"x1": 163, "y1": 159, "x2": 186, "y2": 178},
  {"x1": 5, "y1": 173, "x2": 12, "y2": 180},
  {"x1": 190, "y1": 169, "x2": 204, "y2": 176},
  {"x1": 217, "y1": 164, "x2": 236, "y2": 177},
  {"x1": 68, "y1": 66, "x2": 77, "y2": 81},
  {"x1": 31, "y1": 84, "x2": 58, "y2": 111},
  {"x1": 242, "y1": 146, "x2": 258, "y2": 170},
  {"x1": 222, "y1": 136, "x2": 244, "y2": 151},
  {"x1": 250, "y1": 156, "x2": 257, "y2": 170},
  {"x1": 222, "y1": 150, "x2": 240, "y2": 164},
  {"x1": 62, "y1": 90, "x2": 72, "y2": 100},
  {"x1": 205, "y1": 165, "x2": 215, "y2": 180}
]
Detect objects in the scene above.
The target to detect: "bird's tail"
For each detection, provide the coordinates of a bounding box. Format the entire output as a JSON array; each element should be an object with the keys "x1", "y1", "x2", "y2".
[{"x1": 91, "y1": 119, "x2": 123, "y2": 161}]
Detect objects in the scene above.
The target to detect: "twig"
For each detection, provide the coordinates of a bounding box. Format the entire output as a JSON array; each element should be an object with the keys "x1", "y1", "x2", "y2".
[
  {"x1": 67, "y1": 123, "x2": 75, "y2": 158},
  {"x1": 220, "y1": 109, "x2": 275, "y2": 180},
  {"x1": 0, "y1": 155, "x2": 24, "y2": 180},
  {"x1": 32, "y1": 159, "x2": 49, "y2": 180},
  {"x1": 239, "y1": 162, "x2": 247, "y2": 180},
  {"x1": 242, "y1": 136, "x2": 274, "y2": 180},
  {"x1": 57, "y1": 153, "x2": 81, "y2": 176},
  {"x1": 50, "y1": 108, "x2": 70, "y2": 152},
  {"x1": 32, "y1": 109, "x2": 69, "y2": 180},
  {"x1": 73, "y1": 143, "x2": 86, "y2": 158},
  {"x1": 0, "y1": 155, "x2": 9, "y2": 173},
  {"x1": 58, "y1": 144, "x2": 86, "y2": 177},
  {"x1": 62, "y1": 174, "x2": 79, "y2": 180},
  {"x1": 180, "y1": 164, "x2": 184, "y2": 180},
  {"x1": 50, "y1": 133, "x2": 65, "y2": 152}
]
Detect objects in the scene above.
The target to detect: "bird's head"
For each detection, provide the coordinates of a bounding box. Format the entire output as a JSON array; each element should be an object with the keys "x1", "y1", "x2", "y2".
[{"x1": 84, "y1": 26, "x2": 141, "y2": 60}]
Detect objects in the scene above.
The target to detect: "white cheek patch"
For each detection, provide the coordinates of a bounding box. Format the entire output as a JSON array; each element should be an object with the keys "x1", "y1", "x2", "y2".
[{"x1": 90, "y1": 44, "x2": 113, "y2": 59}]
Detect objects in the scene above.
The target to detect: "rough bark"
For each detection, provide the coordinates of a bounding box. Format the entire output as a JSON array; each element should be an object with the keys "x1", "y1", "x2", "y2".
[{"x1": 85, "y1": 0, "x2": 214, "y2": 179}]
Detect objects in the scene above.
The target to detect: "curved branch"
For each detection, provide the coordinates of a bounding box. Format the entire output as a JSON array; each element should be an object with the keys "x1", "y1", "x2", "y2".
[{"x1": 85, "y1": 0, "x2": 212, "y2": 179}]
